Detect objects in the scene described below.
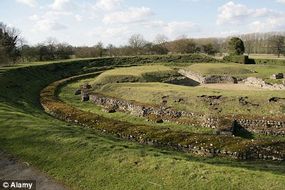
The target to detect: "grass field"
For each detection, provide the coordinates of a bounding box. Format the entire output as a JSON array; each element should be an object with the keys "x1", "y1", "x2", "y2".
[
  {"x1": 59, "y1": 79, "x2": 215, "y2": 134},
  {"x1": 90, "y1": 64, "x2": 285, "y2": 117},
  {"x1": 1, "y1": 59, "x2": 285, "y2": 190},
  {"x1": 250, "y1": 54, "x2": 285, "y2": 60}
]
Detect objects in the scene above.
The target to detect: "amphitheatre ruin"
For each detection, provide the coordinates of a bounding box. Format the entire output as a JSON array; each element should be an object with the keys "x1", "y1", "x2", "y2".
[{"x1": 39, "y1": 55, "x2": 285, "y2": 161}]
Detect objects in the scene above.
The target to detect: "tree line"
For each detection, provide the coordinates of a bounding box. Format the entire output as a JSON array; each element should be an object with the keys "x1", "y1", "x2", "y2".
[{"x1": 2, "y1": 21, "x2": 285, "y2": 65}]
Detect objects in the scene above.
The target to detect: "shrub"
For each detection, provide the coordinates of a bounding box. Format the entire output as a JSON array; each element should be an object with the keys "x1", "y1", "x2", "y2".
[
  {"x1": 228, "y1": 37, "x2": 245, "y2": 55},
  {"x1": 223, "y1": 55, "x2": 255, "y2": 64}
]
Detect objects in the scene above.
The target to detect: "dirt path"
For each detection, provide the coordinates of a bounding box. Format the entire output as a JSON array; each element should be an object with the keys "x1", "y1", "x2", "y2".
[{"x1": 0, "y1": 150, "x2": 68, "y2": 190}]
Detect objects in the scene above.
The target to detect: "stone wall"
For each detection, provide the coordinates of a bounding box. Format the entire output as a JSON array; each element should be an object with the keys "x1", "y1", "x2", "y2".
[
  {"x1": 89, "y1": 93, "x2": 285, "y2": 136},
  {"x1": 178, "y1": 69, "x2": 205, "y2": 84},
  {"x1": 204, "y1": 75, "x2": 238, "y2": 84}
]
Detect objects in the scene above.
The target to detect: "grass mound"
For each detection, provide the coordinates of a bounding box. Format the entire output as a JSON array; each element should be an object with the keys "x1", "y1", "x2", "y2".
[{"x1": 93, "y1": 65, "x2": 178, "y2": 85}]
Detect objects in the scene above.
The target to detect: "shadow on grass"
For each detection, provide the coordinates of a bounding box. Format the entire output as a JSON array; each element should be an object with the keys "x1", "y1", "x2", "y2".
[{"x1": 233, "y1": 121, "x2": 254, "y2": 139}]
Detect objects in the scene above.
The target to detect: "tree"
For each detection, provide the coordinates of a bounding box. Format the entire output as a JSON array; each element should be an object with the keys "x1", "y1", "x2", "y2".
[
  {"x1": 228, "y1": 37, "x2": 245, "y2": 55},
  {"x1": 154, "y1": 34, "x2": 168, "y2": 45},
  {"x1": 0, "y1": 22, "x2": 21, "y2": 65},
  {"x1": 202, "y1": 43, "x2": 217, "y2": 55},
  {"x1": 153, "y1": 34, "x2": 169, "y2": 55},
  {"x1": 240, "y1": 34, "x2": 254, "y2": 55},
  {"x1": 128, "y1": 34, "x2": 146, "y2": 55},
  {"x1": 268, "y1": 35, "x2": 285, "y2": 58},
  {"x1": 106, "y1": 44, "x2": 115, "y2": 56},
  {"x1": 168, "y1": 38, "x2": 197, "y2": 54},
  {"x1": 56, "y1": 43, "x2": 73, "y2": 59},
  {"x1": 94, "y1": 42, "x2": 104, "y2": 57}
]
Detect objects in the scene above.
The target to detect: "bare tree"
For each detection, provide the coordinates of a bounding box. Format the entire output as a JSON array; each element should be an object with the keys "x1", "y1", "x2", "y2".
[
  {"x1": 268, "y1": 35, "x2": 285, "y2": 57},
  {"x1": 128, "y1": 34, "x2": 147, "y2": 55},
  {"x1": 106, "y1": 44, "x2": 115, "y2": 56},
  {"x1": 240, "y1": 34, "x2": 254, "y2": 55},
  {"x1": 154, "y1": 34, "x2": 168, "y2": 45},
  {"x1": 94, "y1": 41, "x2": 104, "y2": 57},
  {"x1": 0, "y1": 22, "x2": 21, "y2": 64},
  {"x1": 167, "y1": 38, "x2": 198, "y2": 54}
]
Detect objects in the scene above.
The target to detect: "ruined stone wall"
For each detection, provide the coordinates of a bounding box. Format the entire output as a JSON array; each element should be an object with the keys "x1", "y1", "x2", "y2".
[
  {"x1": 236, "y1": 119, "x2": 285, "y2": 136},
  {"x1": 89, "y1": 93, "x2": 285, "y2": 136},
  {"x1": 178, "y1": 69, "x2": 205, "y2": 84},
  {"x1": 243, "y1": 77, "x2": 285, "y2": 90},
  {"x1": 178, "y1": 69, "x2": 238, "y2": 84},
  {"x1": 204, "y1": 75, "x2": 237, "y2": 84}
]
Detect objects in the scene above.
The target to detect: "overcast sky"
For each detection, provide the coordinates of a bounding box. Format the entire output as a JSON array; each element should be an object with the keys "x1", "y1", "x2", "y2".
[{"x1": 1, "y1": 0, "x2": 285, "y2": 46}]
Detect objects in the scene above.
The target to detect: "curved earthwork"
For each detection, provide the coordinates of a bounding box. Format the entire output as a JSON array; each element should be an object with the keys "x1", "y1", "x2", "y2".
[{"x1": 1, "y1": 55, "x2": 285, "y2": 189}]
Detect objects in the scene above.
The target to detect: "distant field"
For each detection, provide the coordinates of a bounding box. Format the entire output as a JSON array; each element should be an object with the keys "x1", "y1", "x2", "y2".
[
  {"x1": 186, "y1": 63, "x2": 285, "y2": 80},
  {"x1": 249, "y1": 54, "x2": 285, "y2": 60}
]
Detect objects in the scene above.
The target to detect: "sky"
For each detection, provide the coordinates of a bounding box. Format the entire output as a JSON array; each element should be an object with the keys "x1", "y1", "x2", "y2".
[{"x1": 1, "y1": 0, "x2": 285, "y2": 46}]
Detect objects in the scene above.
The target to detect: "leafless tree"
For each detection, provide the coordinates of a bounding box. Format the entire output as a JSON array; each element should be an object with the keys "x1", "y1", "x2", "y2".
[{"x1": 268, "y1": 35, "x2": 285, "y2": 57}]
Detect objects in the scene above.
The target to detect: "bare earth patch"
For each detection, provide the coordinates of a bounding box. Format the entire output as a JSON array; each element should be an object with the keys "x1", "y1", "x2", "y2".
[{"x1": 0, "y1": 151, "x2": 67, "y2": 190}]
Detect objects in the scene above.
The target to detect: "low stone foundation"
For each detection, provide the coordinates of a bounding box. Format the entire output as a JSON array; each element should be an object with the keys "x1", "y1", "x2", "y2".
[{"x1": 89, "y1": 93, "x2": 285, "y2": 136}]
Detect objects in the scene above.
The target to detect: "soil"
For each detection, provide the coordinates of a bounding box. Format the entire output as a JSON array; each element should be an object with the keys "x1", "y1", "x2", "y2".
[{"x1": 0, "y1": 150, "x2": 68, "y2": 190}]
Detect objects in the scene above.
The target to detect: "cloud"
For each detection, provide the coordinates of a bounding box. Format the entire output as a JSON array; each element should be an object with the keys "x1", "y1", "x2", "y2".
[
  {"x1": 250, "y1": 17, "x2": 285, "y2": 32},
  {"x1": 94, "y1": 0, "x2": 123, "y2": 11},
  {"x1": 29, "y1": 11, "x2": 68, "y2": 32},
  {"x1": 91, "y1": 26, "x2": 128, "y2": 38},
  {"x1": 51, "y1": 0, "x2": 71, "y2": 10},
  {"x1": 16, "y1": 0, "x2": 36, "y2": 7},
  {"x1": 276, "y1": 0, "x2": 285, "y2": 4},
  {"x1": 74, "y1": 14, "x2": 82, "y2": 22},
  {"x1": 103, "y1": 7, "x2": 154, "y2": 24},
  {"x1": 163, "y1": 21, "x2": 199, "y2": 38},
  {"x1": 217, "y1": 1, "x2": 285, "y2": 33},
  {"x1": 217, "y1": 1, "x2": 252, "y2": 25},
  {"x1": 217, "y1": 1, "x2": 281, "y2": 25}
]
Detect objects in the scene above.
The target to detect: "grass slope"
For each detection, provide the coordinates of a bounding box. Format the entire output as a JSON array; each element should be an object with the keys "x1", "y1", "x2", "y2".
[
  {"x1": 93, "y1": 65, "x2": 178, "y2": 85},
  {"x1": 0, "y1": 58, "x2": 285, "y2": 190}
]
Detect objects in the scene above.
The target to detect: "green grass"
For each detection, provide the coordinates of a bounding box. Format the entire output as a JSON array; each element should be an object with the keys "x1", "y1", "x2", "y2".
[
  {"x1": 58, "y1": 78, "x2": 214, "y2": 134},
  {"x1": 1, "y1": 59, "x2": 285, "y2": 190},
  {"x1": 93, "y1": 65, "x2": 178, "y2": 85},
  {"x1": 91, "y1": 81, "x2": 285, "y2": 117},
  {"x1": 58, "y1": 77, "x2": 285, "y2": 142},
  {"x1": 250, "y1": 54, "x2": 285, "y2": 60}
]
